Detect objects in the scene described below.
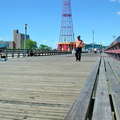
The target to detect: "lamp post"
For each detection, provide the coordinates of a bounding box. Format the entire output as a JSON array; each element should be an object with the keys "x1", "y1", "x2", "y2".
[
  {"x1": 24, "y1": 24, "x2": 27, "y2": 50},
  {"x1": 93, "y1": 30, "x2": 94, "y2": 50}
]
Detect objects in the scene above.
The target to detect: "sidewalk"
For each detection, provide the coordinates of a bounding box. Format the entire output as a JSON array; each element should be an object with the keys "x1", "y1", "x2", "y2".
[{"x1": 0, "y1": 53, "x2": 100, "y2": 120}]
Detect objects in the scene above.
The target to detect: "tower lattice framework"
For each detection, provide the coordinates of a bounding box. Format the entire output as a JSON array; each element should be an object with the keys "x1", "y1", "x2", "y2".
[{"x1": 59, "y1": 0, "x2": 74, "y2": 43}]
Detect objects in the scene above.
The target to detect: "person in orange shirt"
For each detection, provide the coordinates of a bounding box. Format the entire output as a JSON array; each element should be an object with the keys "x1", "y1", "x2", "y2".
[{"x1": 74, "y1": 35, "x2": 84, "y2": 61}]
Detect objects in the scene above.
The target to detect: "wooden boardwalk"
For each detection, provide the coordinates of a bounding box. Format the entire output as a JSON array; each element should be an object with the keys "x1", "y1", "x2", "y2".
[
  {"x1": 65, "y1": 54, "x2": 120, "y2": 120},
  {"x1": 0, "y1": 53, "x2": 100, "y2": 120}
]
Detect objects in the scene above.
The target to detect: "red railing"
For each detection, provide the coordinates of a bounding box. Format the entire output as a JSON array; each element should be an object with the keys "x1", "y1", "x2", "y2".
[{"x1": 104, "y1": 36, "x2": 120, "y2": 61}]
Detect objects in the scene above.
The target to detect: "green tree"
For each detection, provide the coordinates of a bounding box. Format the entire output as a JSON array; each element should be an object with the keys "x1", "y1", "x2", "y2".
[
  {"x1": 22, "y1": 39, "x2": 38, "y2": 49},
  {"x1": 39, "y1": 44, "x2": 52, "y2": 50}
]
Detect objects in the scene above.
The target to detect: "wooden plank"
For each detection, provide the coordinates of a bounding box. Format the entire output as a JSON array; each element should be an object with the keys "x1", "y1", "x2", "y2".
[
  {"x1": 107, "y1": 57, "x2": 120, "y2": 83},
  {"x1": 65, "y1": 57, "x2": 101, "y2": 120},
  {"x1": 0, "y1": 54, "x2": 100, "y2": 120},
  {"x1": 105, "y1": 57, "x2": 120, "y2": 120},
  {"x1": 92, "y1": 57, "x2": 112, "y2": 120}
]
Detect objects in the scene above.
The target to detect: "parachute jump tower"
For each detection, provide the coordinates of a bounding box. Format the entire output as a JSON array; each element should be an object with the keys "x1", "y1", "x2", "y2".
[{"x1": 58, "y1": 0, "x2": 74, "y2": 51}]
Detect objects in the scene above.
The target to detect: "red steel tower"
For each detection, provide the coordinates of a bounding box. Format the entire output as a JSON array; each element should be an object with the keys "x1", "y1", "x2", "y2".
[{"x1": 58, "y1": 0, "x2": 74, "y2": 51}]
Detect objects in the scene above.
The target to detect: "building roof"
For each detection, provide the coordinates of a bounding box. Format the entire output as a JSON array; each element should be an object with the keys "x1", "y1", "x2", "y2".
[{"x1": 0, "y1": 43, "x2": 9, "y2": 49}]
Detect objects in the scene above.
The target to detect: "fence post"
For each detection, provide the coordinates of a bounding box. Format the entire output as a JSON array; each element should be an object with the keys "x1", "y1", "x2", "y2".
[
  {"x1": 18, "y1": 50, "x2": 20, "y2": 58},
  {"x1": 12, "y1": 50, "x2": 14, "y2": 58}
]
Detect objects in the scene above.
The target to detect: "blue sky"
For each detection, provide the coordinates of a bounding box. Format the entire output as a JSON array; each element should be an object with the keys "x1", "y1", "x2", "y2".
[{"x1": 0, "y1": 0, "x2": 120, "y2": 49}]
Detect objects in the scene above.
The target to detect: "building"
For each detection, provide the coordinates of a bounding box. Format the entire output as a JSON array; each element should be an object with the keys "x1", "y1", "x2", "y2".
[
  {"x1": 0, "y1": 41, "x2": 13, "y2": 49},
  {"x1": 83, "y1": 43, "x2": 108, "y2": 52},
  {"x1": 14, "y1": 30, "x2": 30, "y2": 49},
  {"x1": 0, "y1": 30, "x2": 30, "y2": 49},
  {"x1": 58, "y1": 42, "x2": 74, "y2": 51},
  {"x1": 83, "y1": 43, "x2": 102, "y2": 51},
  {"x1": 0, "y1": 43, "x2": 9, "y2": 49}
]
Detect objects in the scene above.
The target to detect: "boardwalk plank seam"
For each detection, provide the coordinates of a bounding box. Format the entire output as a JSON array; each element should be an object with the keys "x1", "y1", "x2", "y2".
[
  {"x1": 65, "y1": 53, "x2": 120, "y2": 120},
  {"x1": 65, "y1": 57, "x2": 101, "y2": 120}
]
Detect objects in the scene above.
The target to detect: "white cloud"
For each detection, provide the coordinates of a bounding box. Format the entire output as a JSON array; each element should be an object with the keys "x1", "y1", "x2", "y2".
[
  {"x1": 0, "y1": 38, "x2": 4, "y2": 40},
  {"x1": 43, "y1": 40, "x2": 46, "y2": 43},
  {"x1": 85, "y1": 41, "x2": 90, "y2": 44},
  {"x1": 116, "y1": 11, "x2": 120, "y2": 15},
  {"x1": 109, "y1": 0, "x2": 116, "y2": 1},
  {"x1": 110, "y1": 0, "x2": 120, "y2": 15},
  {"x1": 109, "y1": 0, "x2": 120, "y2": 2},
  {"x1": 0, "y1": 37, "x2": 9, "y2": 41}
]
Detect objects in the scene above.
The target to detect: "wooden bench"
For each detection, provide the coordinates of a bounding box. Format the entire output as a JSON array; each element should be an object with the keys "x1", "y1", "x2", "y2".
[{"x1": 65, "y1": 53, "x2": 120, "y2": 120}]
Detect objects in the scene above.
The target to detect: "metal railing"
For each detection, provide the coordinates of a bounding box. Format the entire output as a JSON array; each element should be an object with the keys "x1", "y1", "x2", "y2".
[{"x1": 1, "y1": 49, "x2": 72, "y2": 58}]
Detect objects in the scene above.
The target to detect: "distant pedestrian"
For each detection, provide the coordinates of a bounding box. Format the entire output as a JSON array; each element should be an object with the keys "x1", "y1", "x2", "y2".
[
  {"x1": 30, "y1": 50, "x2": 34, "y2": 57},
  {"x1": 94, "y1": 48, "x2": 97, "y2": 53},
  {"x1": 74, "y1": 35, "x2": 84, "y2": 61}
]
